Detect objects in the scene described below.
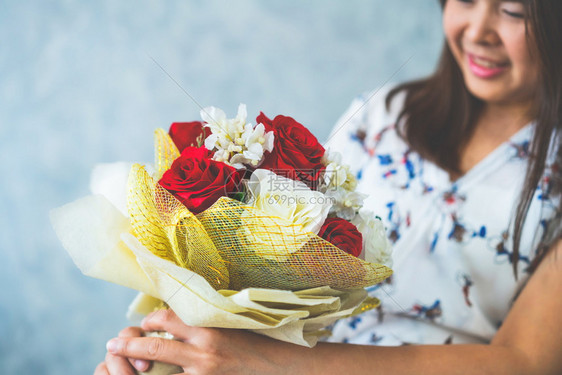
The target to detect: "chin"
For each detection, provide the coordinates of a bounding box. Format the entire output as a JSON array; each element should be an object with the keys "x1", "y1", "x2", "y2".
[
  {"x1": 464, "y1": 78, "x2": 522, "y2": 105},
  {"x1": 467, "y1": 85, "x2": 505, "y2": 103}
]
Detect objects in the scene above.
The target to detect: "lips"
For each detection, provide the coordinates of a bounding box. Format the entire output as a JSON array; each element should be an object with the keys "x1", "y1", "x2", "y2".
[{"x1": 467, "y1": 53, "x2": 510, "y2": 79}]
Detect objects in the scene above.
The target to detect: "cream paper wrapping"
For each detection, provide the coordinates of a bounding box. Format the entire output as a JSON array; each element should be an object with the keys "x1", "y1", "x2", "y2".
[{"x1": 50, "y1": 193, "x2": 370, "y2": 348}]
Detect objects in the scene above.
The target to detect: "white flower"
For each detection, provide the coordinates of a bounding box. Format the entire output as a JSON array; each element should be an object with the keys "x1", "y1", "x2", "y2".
[
  {"x1": 321, "y1": 149, "x2": 358, "y2": 190},
  {"x1": 352, "y1": 209, "x2": 393, "y2": 267},
  {"x1": 229, "y1": 123, "x2": 275, "y2": 168},
  {"x1": 201, "y1": 104, "x2": 274, "y2": 169},
  {"x1": 320, "y1": 148, "x2": 342, "y2": 165},
  {"x1": 247, "y1": 169, "x2": 331, "y2": 235},
  {"x1": 319, "y1": 149, "x2": 362, "y2": 219},
  {"x1": 325, "y1": 187, "x2": 367, "y2": 221},
  {"x1": 239, "y1": 169, "x2": 332, "y2": 261},
  {"x1": 201, "y1": 104, "x2": 246, "y2": 141},
  {"x1": 323, "y1": 161, "x2": 348, "y2": 189}
]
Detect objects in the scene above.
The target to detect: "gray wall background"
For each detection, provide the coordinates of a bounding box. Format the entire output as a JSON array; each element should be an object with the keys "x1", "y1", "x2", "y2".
[{"x1": 0, "y1": 1, "x2": 443, "y2": 373}]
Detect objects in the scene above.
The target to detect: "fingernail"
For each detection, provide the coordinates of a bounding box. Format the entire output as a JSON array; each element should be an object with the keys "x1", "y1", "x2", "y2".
[
  {"x1": 141, "y1": 314, "x2": 152, "y2": 325},
  {"x1": 135, "y1": 359, "x2": 149, "y2": 371},
  {"x1": 106, "y1": 338, "x2": 120, "y2": 353}
]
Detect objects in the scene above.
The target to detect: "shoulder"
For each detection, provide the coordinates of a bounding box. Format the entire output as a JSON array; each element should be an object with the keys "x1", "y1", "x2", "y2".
[
  {"x1": 324, "y1": 84, "x2": 407, "y2": 155},
  {"x1": 326, "y1": 84, "x2": 406, "y2": 142}
]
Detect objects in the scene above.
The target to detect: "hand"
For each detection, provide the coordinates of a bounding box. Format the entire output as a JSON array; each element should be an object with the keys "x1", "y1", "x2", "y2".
[
  {"x1": 103, "y1": 309, "x2": 300, "y2": 375},
  {"x1": 94, "y1": 326, "x2": 151, "y2": 375}
]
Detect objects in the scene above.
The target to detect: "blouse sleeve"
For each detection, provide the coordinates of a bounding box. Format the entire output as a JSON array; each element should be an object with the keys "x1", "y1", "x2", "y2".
[{"x1": 323, "y1": 85, "x2": 403, "y2": 175}]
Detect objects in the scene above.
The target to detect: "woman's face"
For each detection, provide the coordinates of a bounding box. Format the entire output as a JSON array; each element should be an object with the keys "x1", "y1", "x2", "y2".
[{"x1": 443, "y1": 0, "x2": 539, "y2": 108}]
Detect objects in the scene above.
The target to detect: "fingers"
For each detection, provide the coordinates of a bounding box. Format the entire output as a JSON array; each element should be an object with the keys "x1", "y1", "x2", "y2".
[
  {"x1": 105, "y1": 351, "x2": 137, "y2": 375},
  {"x1": 118, "y1": 326, "x2": 143, "y2": 338},
  {"x1": 118, "y1": 327, "x2": 151, "y2": 372},
  {"x1": 141, "y1": 309, "x2": 197, "y2": 341},
  {"x1": 106, "y1": 336, "x2": 192, "y2": 368},
  {"x1": 94, "y1": 362, "x2": 109, "y2": 375}
]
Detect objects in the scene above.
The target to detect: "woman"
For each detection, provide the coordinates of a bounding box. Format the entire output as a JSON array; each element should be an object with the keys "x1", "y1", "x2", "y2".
[{"x1": 96, "y1": 0, "x2": 562, "y2": 373}]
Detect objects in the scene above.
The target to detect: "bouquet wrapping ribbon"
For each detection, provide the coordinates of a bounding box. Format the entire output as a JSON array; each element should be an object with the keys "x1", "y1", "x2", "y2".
[
  {"x1": 50, "y1": 114, "x2": 393, "y2": 374},
  {"x1": 51, "y1": 189, "x2": 389, "y2": 347}
]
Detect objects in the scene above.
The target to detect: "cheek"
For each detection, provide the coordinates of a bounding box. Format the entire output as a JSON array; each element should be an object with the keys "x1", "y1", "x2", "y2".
[
  {"x1": 442, "y1": 10, "x2": 454, "y2": 42},
  {"x1": 442, "y1": 7, "x2": 463, "y2": 57},
  {"x1": 504, "y1": 33, "x2": 539, "y2": 78}
]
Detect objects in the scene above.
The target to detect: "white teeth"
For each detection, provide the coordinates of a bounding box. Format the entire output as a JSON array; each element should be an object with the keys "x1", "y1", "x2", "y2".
[{"x1": 472, "y1": 56, "x2": 505, "y2": 68}]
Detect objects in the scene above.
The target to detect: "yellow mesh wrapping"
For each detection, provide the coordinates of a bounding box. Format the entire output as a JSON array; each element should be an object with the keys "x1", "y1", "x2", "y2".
[
  {"x1": 126, "y1": 131, "x2": 392, "y2": 292},
  {"x1": 351, "y1": 296, "x2": 381, "y2": 316},
  {"x1": 154, "y1": 128, "x2": 180, "y2": 180},
  {"x1": 127, "y1": 164, "x2": 229, "y2": 290},
  {"x1": 196, "y1": 198, "x2": 392, "y2": 290}
]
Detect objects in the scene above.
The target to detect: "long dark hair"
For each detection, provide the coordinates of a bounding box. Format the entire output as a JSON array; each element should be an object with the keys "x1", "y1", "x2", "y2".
[{"x1": 386, "y1": 0, "x2": 562, "y2": 276}]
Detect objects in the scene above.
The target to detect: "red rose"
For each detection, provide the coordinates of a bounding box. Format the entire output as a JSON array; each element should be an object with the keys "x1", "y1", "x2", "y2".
[
  {"x1": 169, "y1": 121, "x2": 207, "y2": 152},
  {"x1": 158, "y1": 147, "x2": 243, "y2": 214},
  {"x1": 318, "y1": 218, "x2": 363, "y2": 257},
  {"x1": 256, "y1": 113, "x2": 325, "y2": 189}
]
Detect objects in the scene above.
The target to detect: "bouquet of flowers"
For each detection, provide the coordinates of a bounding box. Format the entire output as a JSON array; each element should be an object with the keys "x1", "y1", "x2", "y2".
[{"x1": 51, "y1": 104, "x2": 392, "y2": 356}]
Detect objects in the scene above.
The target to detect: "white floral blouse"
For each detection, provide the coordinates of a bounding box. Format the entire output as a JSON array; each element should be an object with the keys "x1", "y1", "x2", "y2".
[{"x1": 324, "y1": 87, "x2": 558, "y2": 346}]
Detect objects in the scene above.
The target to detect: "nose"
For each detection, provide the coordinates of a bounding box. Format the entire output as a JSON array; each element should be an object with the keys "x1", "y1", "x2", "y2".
[{"x1": 464, "y1": 6, "x2": 501, "y2": 46}]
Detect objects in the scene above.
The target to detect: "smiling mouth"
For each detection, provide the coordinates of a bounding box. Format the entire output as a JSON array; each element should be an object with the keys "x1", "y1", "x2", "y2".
[
  {"x1": 469, "y1": 54, "x2": 509, "y2": 69},
  {"x1": 466, "y1": 53, "x2": 510, "y2": 79}
]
